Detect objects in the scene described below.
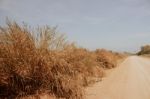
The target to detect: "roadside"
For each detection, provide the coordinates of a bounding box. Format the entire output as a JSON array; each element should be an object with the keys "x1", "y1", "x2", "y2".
[{"x1": 86, "y1": 56, "x2": 150, "y2": 99}]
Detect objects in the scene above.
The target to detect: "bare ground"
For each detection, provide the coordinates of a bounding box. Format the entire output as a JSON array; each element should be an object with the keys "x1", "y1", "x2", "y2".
[{"x1": 86, "y1": 56, "x2": 150, "y2": 99}]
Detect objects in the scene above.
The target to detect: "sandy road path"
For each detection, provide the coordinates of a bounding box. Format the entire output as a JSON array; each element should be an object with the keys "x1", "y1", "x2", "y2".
[{"x1": 86, "y1": 56, "x2": 150, "y2": 99}]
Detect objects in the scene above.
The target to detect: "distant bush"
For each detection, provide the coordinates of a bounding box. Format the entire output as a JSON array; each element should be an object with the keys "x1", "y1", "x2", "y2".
[
  {"x1": 138, "y1": 45, "x2": 150, "y2": 55},
  {"x1": 0, "y1": 21, "x2": 123, "y2": 99},
  {"x1": 95, "y1": 49, "x2": 118, "y2": 69}
]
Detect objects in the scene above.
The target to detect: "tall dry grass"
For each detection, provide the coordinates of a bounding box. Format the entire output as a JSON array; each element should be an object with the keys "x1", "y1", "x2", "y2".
[
  {"x1": 0, "y1": 21, "x2": 123, "y2": 99},
  {"x1": 0, "y1": 22, "x2": 83, "y2": 99},
  {"x1": 57, "y1": 46, "x2": 105, "y2": 86},
  {"x1": 95, "y1": 49, "x2": 118, "y2": 69}
]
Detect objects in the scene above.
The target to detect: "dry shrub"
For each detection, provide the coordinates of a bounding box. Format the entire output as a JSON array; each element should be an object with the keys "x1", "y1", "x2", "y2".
[
  {"x1": 95, "y1": 49, "x2": 118, "y2": 69},
  {"x1": 138, "y1": 45, "x2": 150, "y2": 55},
  {"x1": 0, "y1": 21, "x2": 123, "y2": 99},
  {"x1": 113, "y1": 52, "x2": 125, "y2": 59},
  {"x1": 0, "y1": 22, "x2": 83, "y2": 99},
  {"x1": 57, "y1": 46, "x2": 105, "y2": 86},
  {"x1": 18, "y1": 93, "x2": 56, "y2": 99}
]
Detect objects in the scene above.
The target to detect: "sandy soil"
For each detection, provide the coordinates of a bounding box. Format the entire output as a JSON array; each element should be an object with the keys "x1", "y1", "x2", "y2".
[{"x1": 86, "y1": 56, "x2": 150, "y2": 99}]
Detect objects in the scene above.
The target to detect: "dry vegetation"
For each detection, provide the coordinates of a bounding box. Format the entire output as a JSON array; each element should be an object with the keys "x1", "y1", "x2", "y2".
[
  {"x1": 138, "y1": 45, "x2": 150, "y2": 55},
  {"x1": 0, "y1": 21, "x2": 123, "y2": 99}
]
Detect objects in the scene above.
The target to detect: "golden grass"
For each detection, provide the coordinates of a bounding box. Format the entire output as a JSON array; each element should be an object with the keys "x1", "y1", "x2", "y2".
[
  {"x1": 95, "y1": 49, "x2": 119, "y2": 69},
  {"x1": 0, "y1": 21, "x2": 123, "y2": 99}
]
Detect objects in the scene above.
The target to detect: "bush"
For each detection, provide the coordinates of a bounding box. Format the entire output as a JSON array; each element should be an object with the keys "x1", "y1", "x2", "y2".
[
  {"x1": 138, "y1": 45, "x2": 150, "y2": 55},
  {"x1": 0, "y1": 22, "x2": 83, "y2": 99},
  {"x1": 95, "y1": 49, "x2": 118, "y2": 69},
  {"x1": 57, "y1": 46, "x2": 105, "y2": 86},
  {"x1": 0, "y1": 21, "x2": 122, "y2": 99}
]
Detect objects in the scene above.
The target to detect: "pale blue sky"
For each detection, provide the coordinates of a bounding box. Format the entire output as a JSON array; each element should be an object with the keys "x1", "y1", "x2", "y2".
[{"x1": 0, "y1": 0, "x2": 150, "y2": 52}]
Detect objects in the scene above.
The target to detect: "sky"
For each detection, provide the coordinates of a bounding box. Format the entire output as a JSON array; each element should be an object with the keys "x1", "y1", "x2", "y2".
[{"x1": 0, "y1": 0, "x2": 150, "y2": 52}]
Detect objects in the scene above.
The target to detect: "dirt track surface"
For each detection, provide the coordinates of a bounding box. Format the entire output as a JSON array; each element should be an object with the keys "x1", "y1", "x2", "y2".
[{"x1": 86, "y1": 56, "x2": 150, "y2": 99}]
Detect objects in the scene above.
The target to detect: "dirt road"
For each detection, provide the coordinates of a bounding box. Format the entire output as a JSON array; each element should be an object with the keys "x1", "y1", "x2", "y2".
[{"x1": 86, "y1": 56, "x2": 150, "y2": 99}]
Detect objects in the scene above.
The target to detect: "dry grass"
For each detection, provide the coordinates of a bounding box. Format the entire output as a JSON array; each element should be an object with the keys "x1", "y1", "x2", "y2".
[
  {"x1": 95, "y1": 49, "x2": 119, "y2": 69},
  {"x1": 0, "y1": 22, "x2": 83, "y2": 99},
  {"x1": 57, "y1": 46, "x2": 105, "y2": 86},
  {"x1": 0, "y1": 21, "x2": 123, "y2": 99}
]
